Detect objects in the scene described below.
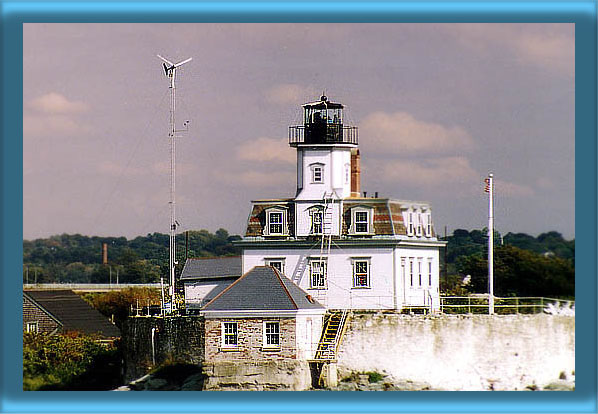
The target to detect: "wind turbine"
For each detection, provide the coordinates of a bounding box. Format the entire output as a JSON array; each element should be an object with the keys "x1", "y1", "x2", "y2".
[{"x1": 157, "y1": 54, "x2": 192, "y2": 314}]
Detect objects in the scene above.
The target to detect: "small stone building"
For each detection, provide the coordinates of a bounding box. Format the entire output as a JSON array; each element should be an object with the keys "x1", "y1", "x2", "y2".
[
  {"x1": 23, "y1": 290, "x2": 120, "y2": 339},
  {"x1": 201, "y1": 266, "x2": 325, "y2": 361}
]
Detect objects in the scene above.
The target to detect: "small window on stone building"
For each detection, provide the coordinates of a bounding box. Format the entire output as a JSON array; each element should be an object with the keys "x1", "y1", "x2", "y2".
[
  {"x1": 26, "y1": 321, "x2": 38, "y2": 333},
  {"x1": 222, "y1": 322, "x2": 238, "y2": 347},
  {"x1": 263, "y1": 321, "x2": 280, "y2": 348}
]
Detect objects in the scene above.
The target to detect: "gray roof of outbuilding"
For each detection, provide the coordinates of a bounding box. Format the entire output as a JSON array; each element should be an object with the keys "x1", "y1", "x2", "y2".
[
  {"x1": 180, "y1": 256, "x2": 242, "y2": 280},
  {"x1": 24, "y1": 290, "x2": 120, "y2": 338},
  {"x1": 202, "y1": 266, "x2": 324, "y2": 311}
]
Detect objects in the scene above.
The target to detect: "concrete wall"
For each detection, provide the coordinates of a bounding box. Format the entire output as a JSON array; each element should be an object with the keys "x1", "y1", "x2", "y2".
[
  {"x1": 122, "y1": 316, "x2": 204, "y2": 381},
  {"x1": 337, "y1": 313, "x2": 575, "y2": 390}
]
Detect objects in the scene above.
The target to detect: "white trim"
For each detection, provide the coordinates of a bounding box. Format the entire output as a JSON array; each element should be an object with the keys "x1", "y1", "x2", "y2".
[
  {"x1": 264, "y1": 207, "x2": 289, "y2": 236},
  {"x1": 262, "y1": 320, "x2": 281, "y2": 349},
  {"x1": 351, "y1": 257, "x2": 371, "y2": 288},
  {"x1": 309, "y1": 162, "x2": 325, "y2": 184},
  {"x1": 349, "y1": 206, "x2": 374, "y2": 235},
  {"x1": 203, "y1": 310, "x2": 301, "y2": 318},
  {"x1": 221, "y1": 321, "x2": 239, "y2": 348}
]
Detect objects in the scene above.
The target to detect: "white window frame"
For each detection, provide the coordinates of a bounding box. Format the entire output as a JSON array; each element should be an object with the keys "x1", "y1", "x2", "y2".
[
  {"x1": 418, "y1": 259, "x2": 423, "y2": 287},
  {"x1": 409, "y1": 258, "x2": 414, "y2": 287},
  {"x1": 264, "y1": 208, "x2": 288, "y2": 236},
  {"x1": 221, "y1": 321, "x2": 238, "y2": 348},
  {"x1": 425, "y1": 212, "x2": 432, "y2": 237},
  {"x1": 349, "y1": 206, "x2": 373, "y2": 235},
  {"x1": 310, "y1": 208, "x2": 323, "y2": 235},
  {"x1": 262, "y1": 321, "x2": 281, "y2": 349},
  {"x1": 26, "y1": 321, "x2": 39, "y2": 333},
  {"x1": 351, "y1": 258, "x2": 371, "y2": 288},
  {"x1": 416, "y1": 213, "x2": 423, "y2": 236},
  {"x1": 407, "y1": 212, "x2": 414, "y2": 236},
  {"x1": 309, "y1": 259, "x2": 327, "y2": 289},
  {"x1": 310, "y1": 163, "x2": 324, "y2": 184},
  {"x1": 344, "y1": 163, "x2": 350, "y2": 184},
  {"x1": 265, "y1": 258, "x2": 286, "y2": 275},
  {"x1": 428, "y1": 260, "x2": 433, "y2": 286}
]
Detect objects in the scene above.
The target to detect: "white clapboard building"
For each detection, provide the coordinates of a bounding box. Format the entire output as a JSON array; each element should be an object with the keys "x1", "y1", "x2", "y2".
[{"x1": 235, "y1": 96, "x2": 445, "y2": 312}]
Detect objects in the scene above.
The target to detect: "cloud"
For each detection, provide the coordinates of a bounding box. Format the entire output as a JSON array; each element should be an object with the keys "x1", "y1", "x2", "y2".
[
  {"x1": 97, "y1": 161, "x2": 146, "y2": 177},
  {"x1": 448, "y1": 24, "x2": 574, "y2": 76},
  {"x1": 360, "y1": 111, "x2": 475, "y2": 156},
  {"x1": 221, "y1": 169, "x2": 295, "y2": 188},
  {"x1": 23, "y1": 113, "x2": 89, "y2": 137},
  {"x1": 380, "y1": 157, "x2": 479, "y2": 189},
  {"x1": 28, "y1": 92, "x2": 89, "y2": 114},
  {"x1": 236, "y1": 137, "x2": 295, "y2": 164},
  {"x1": 265, "y1": 84, "x2": 318, "y2": 105},
  {"x1": 494, "y1": 179, "x2": 534, "y2": 198},
  {"x1": 152, "y1": 161, "x2": 197, "y2": 176}
]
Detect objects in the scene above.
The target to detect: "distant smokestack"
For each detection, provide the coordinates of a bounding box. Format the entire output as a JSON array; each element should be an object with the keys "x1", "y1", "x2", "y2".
[
  {"x1": 350, "y1": 148, "x2": 361, "y2": 197},
  {"x1": 363, "y1": 191, "x2": 367, "y2": 198},
  {"x1": 102, "y1": 243, "x2": 108, "y2": 265},
  {"x1": 374, "y1": 191, "x2": 378, "y2": 198}
]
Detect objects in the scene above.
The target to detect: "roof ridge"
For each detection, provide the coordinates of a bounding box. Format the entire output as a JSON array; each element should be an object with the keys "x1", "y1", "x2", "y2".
[
  {"x1": 188, "y1": 255, "x2": 241, "y2": 261},
  {"x1": 23, "y1": 292, "x2": 64, "y2": 327},
  {"x1": 272, "y1": 268, "x2": 298, "y2": 310}
]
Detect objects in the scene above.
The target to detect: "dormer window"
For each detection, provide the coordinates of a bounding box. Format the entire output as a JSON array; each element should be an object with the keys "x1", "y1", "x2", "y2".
[
  {"x1": 264, "y1": 207, "x2": 288, "y2": 236},
  {"x1": 310, "y1": 163, "x2": 324, "y2": 184},
  {"x1": 416, "y1": 213, "x2": 422, "y2": 236},
  {"x1": 311, "y1": 210, "x2": 323, "y2": 235},
  {"x1": 349, "y1": 206, "x2": 373, "y2": 235},
  {"x1": 425, "y1": 213, "x2": 432, "y2": 237},
  {"x1": 408, "y1": 212, "x2": 414, "y2": 236}
]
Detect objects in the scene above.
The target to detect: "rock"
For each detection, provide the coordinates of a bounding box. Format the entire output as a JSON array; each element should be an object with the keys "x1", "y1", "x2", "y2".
[
  {"x1": 181, "y1": 373, "x2": 206, "y2": 391},
  {"x1": 112, "y1": 385, "x2": 132, "y2": 391},
  {"x1": 144, "y1": 377, "x2": 168, "y2": 390},
  {"x1": 543, "y1": 380, "x2": 574, "y2": 391}
]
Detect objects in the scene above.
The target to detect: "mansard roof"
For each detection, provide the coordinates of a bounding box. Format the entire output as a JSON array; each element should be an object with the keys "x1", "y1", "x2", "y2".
[
  {"x1": 180, "y1": 256, "x2": 242, "y2": 280},
  {"x1": 244, "y1": 197, "x2": 435, "y2": 238},
  {"x1": 202, "y1": 266, "x2": 324, "y2": 312}
]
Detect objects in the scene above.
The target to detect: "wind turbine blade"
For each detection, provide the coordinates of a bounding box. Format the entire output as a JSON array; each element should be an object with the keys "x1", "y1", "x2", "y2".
[
  {"x1": 157, "y1": 54, "x2": 174, "y2": 66},
  {"x1": 174, "y1": 57, "x2": 192, "y2": 67}
]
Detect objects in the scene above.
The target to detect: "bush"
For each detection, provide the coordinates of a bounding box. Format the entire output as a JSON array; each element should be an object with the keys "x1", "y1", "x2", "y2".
[{"x1": 23, "y1": 332, "x2": 121, "y2": 390}]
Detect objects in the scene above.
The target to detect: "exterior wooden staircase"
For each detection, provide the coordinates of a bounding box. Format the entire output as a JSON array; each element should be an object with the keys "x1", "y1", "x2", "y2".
[{"x1": 313, "y1": 309, "x2": 350, "y2": 361}]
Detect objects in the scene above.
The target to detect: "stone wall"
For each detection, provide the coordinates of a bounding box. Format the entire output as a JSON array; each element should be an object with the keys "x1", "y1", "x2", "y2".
[
  {"x1": 205, "y1": 318, "x2": 296, "y2": 361},
  {"x1": 203, "y1": 360, "x2": 311, "y2": 390},
  {"x1": 122, "y1": 316, "x2": 204, "y2": 381},
  {"x1": 337, "y1": 313, "x2": 575, "y2": 391},
  {"x1": 23, "y1": 295, "x2": 60, "y2": 334}
]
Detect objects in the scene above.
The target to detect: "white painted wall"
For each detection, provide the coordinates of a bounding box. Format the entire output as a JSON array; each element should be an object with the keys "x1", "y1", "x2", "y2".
[
  {"x1": 295, "y1": 148, "x2": 352, "y2": 200},
  {"x1": 295, "y1": 312, "x2": 325, "y2": 360},
  {"x1": 184, "y1": 280, "x2": 234, "y2": 308},
  {"x1": 294, "y1": 201, "x2": 341, "y2": 237},
  {"x1": 394, "y1": 247, "x2": 440, "y2": 310},
  {"x1": 337, "y1": 313, "x2": 575, "y2": 391}
]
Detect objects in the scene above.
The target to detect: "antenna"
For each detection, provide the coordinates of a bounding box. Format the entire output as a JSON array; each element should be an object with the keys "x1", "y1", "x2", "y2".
[{"x1": 157, "y1": 54, "x2": 192, "y2": 314}]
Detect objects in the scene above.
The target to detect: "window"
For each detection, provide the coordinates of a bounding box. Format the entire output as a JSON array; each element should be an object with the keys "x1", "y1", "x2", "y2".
[
  {"x1": 355, "y1": 211, "x2": 369, "y2": 233},
  {"x1": 310, "y1": 259, "x2": 327, "y2": 289},
  {"x1": 310, "y1": 163, "x2": 324, "y2": 184},
  {"x1": 418, "y1": 260, "x2": 422, "y2": 286},
  {"x1": 409, "y1": 259, "x2": 414, "y2": 286},
  {"x1": 425, "y1": 213, "x2": 432, "y2": 237},
  {"x1": 345, "y1": 164, "x2": 350, "y2": 184},
  {"x1": 408, "y1": 212, "x2": 414, "y2": 235},
  {"x1": 263, "y1": 321, "x2": 280, "y2": 348},
  {"x1": 416, "y1": 214, "x2": 422, "y2": 236},
  {"x1": 26, "y1": 322, "x2": 38, "y2": 333},
  {"x1": 428, "y1": 260, "x2": 433, "y2": 286},
  {"x1": 311, "y1": 210, "x2": 323, "y2": 235},
  {"x1": 266, "y1": 258, "x2": 285, "y2": 274},
  {"x1": 352, "y1": 259, "x2": 370, "y2": 288},
  {"x1": 265, "y1": 208, "x2": 288, "y2": 236},
  {"x1": 222, "y1": 322, "x2": 238, "y2": 347}
]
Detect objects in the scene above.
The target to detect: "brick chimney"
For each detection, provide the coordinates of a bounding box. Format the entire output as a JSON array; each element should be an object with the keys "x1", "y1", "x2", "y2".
[
  {"x1": 102, "y1": 242, "x2": 108, "y2": 265},
  {"x1": 350, "y1": 148, "x2": 361, "y2": 197}
]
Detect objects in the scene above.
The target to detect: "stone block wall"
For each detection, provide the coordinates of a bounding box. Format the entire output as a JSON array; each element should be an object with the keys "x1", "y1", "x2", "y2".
[
  {"x1": 23, "y1": 295, "x2": 60, "y2": 334},
  {"x1": 205, "y1": 318, "x2": 296, "y2": 362},
  {"x1": 122, "y1": 316, "x2": 205, "y2": 381}
]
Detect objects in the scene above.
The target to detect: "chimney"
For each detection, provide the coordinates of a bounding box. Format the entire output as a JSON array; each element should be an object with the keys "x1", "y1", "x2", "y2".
[
  {"x1": 350, "y1": 148, "x2": 361, "y2": 197},
  {"x1": 102, "y1": 242, "x2": 108, "y2": 265},
  {"x1": 374, "y1": 191, "x2": 378, "y2": 198}
]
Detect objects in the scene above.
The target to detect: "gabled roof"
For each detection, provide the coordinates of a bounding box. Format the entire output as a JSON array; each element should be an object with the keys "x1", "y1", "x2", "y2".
[
  {"x1": 181, "y1": 256, "x2": 242, "y2": 280},
  {"x1": 202, "y1": 266, "x2": 324, "y2": 312},
  {"x1": 24, "y1": 290, "x2": 120, "y2": 338}
]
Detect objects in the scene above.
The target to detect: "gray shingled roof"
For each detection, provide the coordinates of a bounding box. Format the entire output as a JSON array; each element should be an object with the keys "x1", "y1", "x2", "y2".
[
  {"x1": 181, "y1": 256, "x2": 242, "y2": 280},
  {"x1": 24, "y1": 290, "x2": 120, "y2": 338},
  {"x1": 202, "y1": 266, "x2": 324, "y2": 311}
]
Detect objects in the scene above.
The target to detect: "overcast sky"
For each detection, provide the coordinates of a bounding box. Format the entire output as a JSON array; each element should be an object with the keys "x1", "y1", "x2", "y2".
[{"x1": 23, "y1": 23, "x2": 574, "y2": 241}]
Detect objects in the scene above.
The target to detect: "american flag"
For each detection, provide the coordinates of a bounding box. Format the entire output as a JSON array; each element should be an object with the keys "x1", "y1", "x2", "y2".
[{"x1": 484, "y1": 178, "x2": 491, "y2": 193}]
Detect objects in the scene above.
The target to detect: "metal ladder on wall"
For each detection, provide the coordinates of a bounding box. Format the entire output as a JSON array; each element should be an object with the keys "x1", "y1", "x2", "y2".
[
  {"x1": 313, "y1": 309, "x2": 351, "y2": 361},
  {"x1": 319, "y1": 192, "x2": 334, "y2": 261}
]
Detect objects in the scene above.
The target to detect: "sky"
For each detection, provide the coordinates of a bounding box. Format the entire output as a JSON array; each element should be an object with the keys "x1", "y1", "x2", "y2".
[{"x1": 23, "y1": 23, "x2": 575, "y2": 241}]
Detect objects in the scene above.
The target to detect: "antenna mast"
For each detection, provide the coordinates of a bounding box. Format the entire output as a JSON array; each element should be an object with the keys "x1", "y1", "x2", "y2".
[{"x1": 157, "y1": 54, "x2": 192, "y2": 314}]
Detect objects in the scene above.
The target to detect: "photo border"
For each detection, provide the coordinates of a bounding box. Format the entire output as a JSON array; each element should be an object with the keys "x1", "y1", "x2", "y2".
[{"x1": 2, "y1": 1, "x2": 596, "y2": 413}]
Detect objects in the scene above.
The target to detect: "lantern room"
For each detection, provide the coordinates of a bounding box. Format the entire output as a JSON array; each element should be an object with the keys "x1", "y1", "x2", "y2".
[{"x1": 289, "y1": 95, "x2": 358, "y2": 147}]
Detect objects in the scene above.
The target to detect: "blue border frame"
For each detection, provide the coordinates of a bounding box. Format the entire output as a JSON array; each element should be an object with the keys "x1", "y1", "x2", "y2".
[{"x1": 2, "y1": 1, "x2": 596, "y2": 413}]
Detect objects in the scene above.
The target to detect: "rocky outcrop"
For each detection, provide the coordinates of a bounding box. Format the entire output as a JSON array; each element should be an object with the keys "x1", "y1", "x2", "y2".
[{"x1": 203, "y1": 360, "x2": 312, "y2": 390}]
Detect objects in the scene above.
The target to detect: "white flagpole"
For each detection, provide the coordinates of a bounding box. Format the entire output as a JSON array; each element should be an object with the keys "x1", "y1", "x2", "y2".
[{"x1": 488, "y1": 173, "x2": 494, "y2": 315}]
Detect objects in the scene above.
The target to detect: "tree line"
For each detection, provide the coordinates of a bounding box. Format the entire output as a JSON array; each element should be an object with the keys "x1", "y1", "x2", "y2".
[{"x1": 23, "y1": 229, "x2": 241, "y2": 284}]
